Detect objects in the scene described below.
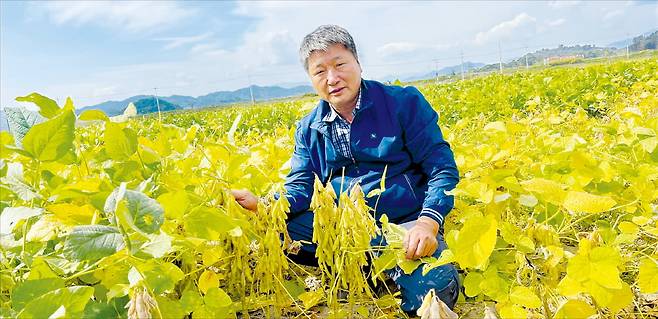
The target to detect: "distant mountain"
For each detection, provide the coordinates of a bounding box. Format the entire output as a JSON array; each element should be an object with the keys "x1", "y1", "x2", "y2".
[
  {"x1": 477, "y1": 44, "x2": 618, "y2": 72},
  {"x1": 629, "y1": 30, "x2": 657, "y2": 51},
  {"x1": 403, "y1": 62, "x2": 486, "y2": 81},
  {"x1": 132, "y1": 98, "x2": 181, "y2": 115},
  {"x1": 79, "y1": 85, "x2": 314, "y2": 116},
  {"x1": 377, "y1": 61, "x2": 486, "y2": 83},
  {"x1": 79, "y1": 95, "x2": 151, "y2": 117},
  {"x1": 609, "y1": 28, "x2": 658, "y2": 48}
]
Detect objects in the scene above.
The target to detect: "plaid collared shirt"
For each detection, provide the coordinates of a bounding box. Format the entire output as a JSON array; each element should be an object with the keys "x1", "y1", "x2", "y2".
[{"x1": 322, "y1": 90, "x2": 362, "y2": 160}]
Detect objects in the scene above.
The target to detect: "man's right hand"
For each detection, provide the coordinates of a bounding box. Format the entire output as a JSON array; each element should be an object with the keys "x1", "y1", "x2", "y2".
[{"x1": 230, "y1": 189, "x2": 258, "y2": 212}]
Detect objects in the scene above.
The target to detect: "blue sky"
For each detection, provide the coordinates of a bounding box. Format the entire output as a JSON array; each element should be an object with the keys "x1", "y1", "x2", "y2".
[{"x1": 1, "y1": 1, "x2": 656, "y2": 108}]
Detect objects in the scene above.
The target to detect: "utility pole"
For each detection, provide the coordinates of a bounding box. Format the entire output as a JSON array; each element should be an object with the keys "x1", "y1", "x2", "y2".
[
  {"x1": 433, "y1": 59, "x2": 440, "y2": 83},
  {"x1": 247, "y1": 75, "x2": 255, "y2": 106},
  {"x1": 525, "y1": 45, "x2": 529, "y2": 70},
  {"x1": 498, "y1": 41, "x2": 503, "y2": 74},
  {"x1": 626, "y1": 32, "x2": 630, "y2": 59},
  {"x1": 153, "y1": 88, "x2": 162, "y2": 123},
  {"x1": 460, "y1": 51, "x2": 465, "y2": 81}
]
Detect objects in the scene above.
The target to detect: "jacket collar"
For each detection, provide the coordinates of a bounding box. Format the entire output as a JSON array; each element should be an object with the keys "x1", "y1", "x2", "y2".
[{"x1": 322, "y1": 88, "x2": 362, "y2": 123}]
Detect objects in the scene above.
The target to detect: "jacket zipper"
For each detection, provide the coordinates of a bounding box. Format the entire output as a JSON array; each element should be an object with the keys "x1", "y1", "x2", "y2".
[
  {"x1": 403, "y1": 173, "x2": 418, "y2": 201},
  {"x1": 349, "y1": 113, "x2": 359, "y2": 174}
]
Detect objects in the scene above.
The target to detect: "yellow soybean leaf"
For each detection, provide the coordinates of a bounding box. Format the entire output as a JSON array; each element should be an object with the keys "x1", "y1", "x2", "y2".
[
  {"x1": 198, "y1": 270, "x2": 219, "y2": 294},
  {"x1": 422, "y1": 249, "x2": 455, "y2": 275},
  {"x1": 631, "y1": 216, "x2": 650, "y2": 226},
  {"x1": 463, "y1": 272, "x2": 483, "y2": 297},
  {"x1": 298, "y1": 290, "x2": 323, "y2": 309},
  {"x1": 47, "y1": 203, "x2": 95, "y2": 225},
  {"x1": 158, "y1": 191, "x2": 190, "y2": 219},
  {"x1": 563, "y1": 191, "x2": 616, "y2": 214},
  {"x1": 398, "y1": 257, "x2": 422, "y2": 275},
  {"x1": 546, "y1": 245, "x2": 564, "y2": 268},
  {"x1": 554, "y1": 299, "x2": 596, "y2": 319},
  {"x1": 589, "y1": 247, "x2": 622, "y2": 289},
  {"x1": 356, "y1": 305, "x2": 369, "y2": 317},
  {"x1": 609, "y1": 282, "x2": 634, "y2": 313},
  {"x1": 484, "y1": 121, "x2": 507, "y2": 133},
  {"x1": 558, "y1": 275, "x2": 585, "y2": 296},
  {"x1": 640, "y1": 136, "x2": 657, "y2": 153},
  {"x1": 618, "y1": 221, "x2": 638, "y2": 234},
  {"x1": 588, "y1": 281, "x2": 632, "y2": 313},
  {"x1": 638, "y1": 258, "x2": 658, "y2": 293},
  {"x1": 509, "y1": 286, "x2": 541, "y2": 308},
  {"x1": 521, "y1": 178, "x2": 566, "y2": 204},
  {"x1": 518, "y1": 194, "x2": 538, "y2": 207},
  {"x1": 496, "y1": 303, "x2": 527, "y2": 319},
  {"x1": 453, "y1": 214, "x2": 497, "y2": 269}
]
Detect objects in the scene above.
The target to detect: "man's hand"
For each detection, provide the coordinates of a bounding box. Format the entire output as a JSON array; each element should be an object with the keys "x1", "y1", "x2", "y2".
[
  {"x1": 230, "y1": 189, "x2": 258, "y2": 212},
  {"x1": 403, "y1": 216, "x2": 440, "y2": 260}
]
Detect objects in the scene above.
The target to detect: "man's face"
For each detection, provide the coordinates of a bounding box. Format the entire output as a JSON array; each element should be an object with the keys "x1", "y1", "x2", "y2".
[{"x1": 307, "y1": 44, "x2": 362, "y2": 110}]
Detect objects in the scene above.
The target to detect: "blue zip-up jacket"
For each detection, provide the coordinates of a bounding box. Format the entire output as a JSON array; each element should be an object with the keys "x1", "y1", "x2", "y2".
[{"x1": 284, "y1": 79, "x2": 459, "y2": 226}]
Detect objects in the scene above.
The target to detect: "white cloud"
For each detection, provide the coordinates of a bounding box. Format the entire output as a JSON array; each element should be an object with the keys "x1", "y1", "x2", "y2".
[
  {"x1": 475, "y1": 13, "x2": 537, "y2": 44},
  {"x1": 33, "y1": 1, "x2": 196, "y2": 33},
  {"x1": 377, "y1": 42, "x2": 422, "y2": 57},
  {"x1": 547, "y1": 18, "x2": 566, "y2": 27},
  {"x1": 548, "y1": 1, "x2": 581, "y2": 8},
  {"x1": 155, "y1": 32, "x2": 213, "y2": 50},
  {"x1": 603, "y1": 9, "x2": 624, "y2": 20},
  {"x1": 91, "y1": 85, "x2": 118, "y2": 98},
  {"x1": 376, "y1": 42, "x2": 456, "y2": 59},
  {"x1": 189, "y1": 43, "x2": 227, "y2": 56}
]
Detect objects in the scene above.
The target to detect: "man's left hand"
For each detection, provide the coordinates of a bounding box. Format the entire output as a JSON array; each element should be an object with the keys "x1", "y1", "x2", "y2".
[{"x1": 403, "y1": 216, "x2": 440, "y2": 260}]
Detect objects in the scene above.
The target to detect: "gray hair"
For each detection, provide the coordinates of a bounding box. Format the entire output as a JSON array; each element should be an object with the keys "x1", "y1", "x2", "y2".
[{"x1": 299, "y1": 25, "x2": 359, "y2": 71}]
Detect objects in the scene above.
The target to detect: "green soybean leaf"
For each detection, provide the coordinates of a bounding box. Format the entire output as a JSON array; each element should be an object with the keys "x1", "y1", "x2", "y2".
[
  {"x1": 11, "y1": 278, "x2": 64, "y2": 311},
  {"x1": 0, "y1": 176, "x2": 42, "y2": 201},
  {"x1": 180, "y1": 289, "x2": 203, "y2": 314},
  {"x1": 83, "y1": 301, "x2": 121, "y2": 318},
  {"x1": 129, "y1": 261, "x2": 184, "y2": 294},
  {"x1": 64, "y1": 225, "x2": 125, "y2": 261},
  {"x1": 155, "y1": 296, "x2": 186, "y2": 319},
  {"x1": 184, "y1": 207, "x2": 237, "y2": 240},
  {"x1": 104, "y1": 183, "x2": 127, "y2": 215},
  {"x1": 140, "y1": 232, "x2": 172, "y2": 258},
  {"x1": 3, "y1": 107, "x2": 44, "y2": 147},
  {"x1": 104, "y1": 122, "x2": 138, "y2": 161},
  {"x1": 204, "y1": 287, "x2": 233, "y2": 315},
  {"x1": 15, "y1": 92, "x2": 60, "y2": 118},
  {"x1": 19, "y1": 286, "x2": 94, "y2": 318},
  {"x1": 121, "y1": 190, "x2": 164, "y2": 234},
  {"x1": 22, "y1": 110, "x2": 76, "y2": 162}
]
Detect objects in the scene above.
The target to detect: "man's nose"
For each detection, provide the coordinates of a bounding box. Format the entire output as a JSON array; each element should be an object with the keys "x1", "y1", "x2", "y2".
[{"x1": 326, "y1": 69, "x2": 339, "y2": 86}]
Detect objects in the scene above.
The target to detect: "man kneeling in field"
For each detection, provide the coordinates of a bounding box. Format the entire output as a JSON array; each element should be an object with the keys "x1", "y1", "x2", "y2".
[{"x1": 232, "y1": 24, "x2": 460, "y2": 312}]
